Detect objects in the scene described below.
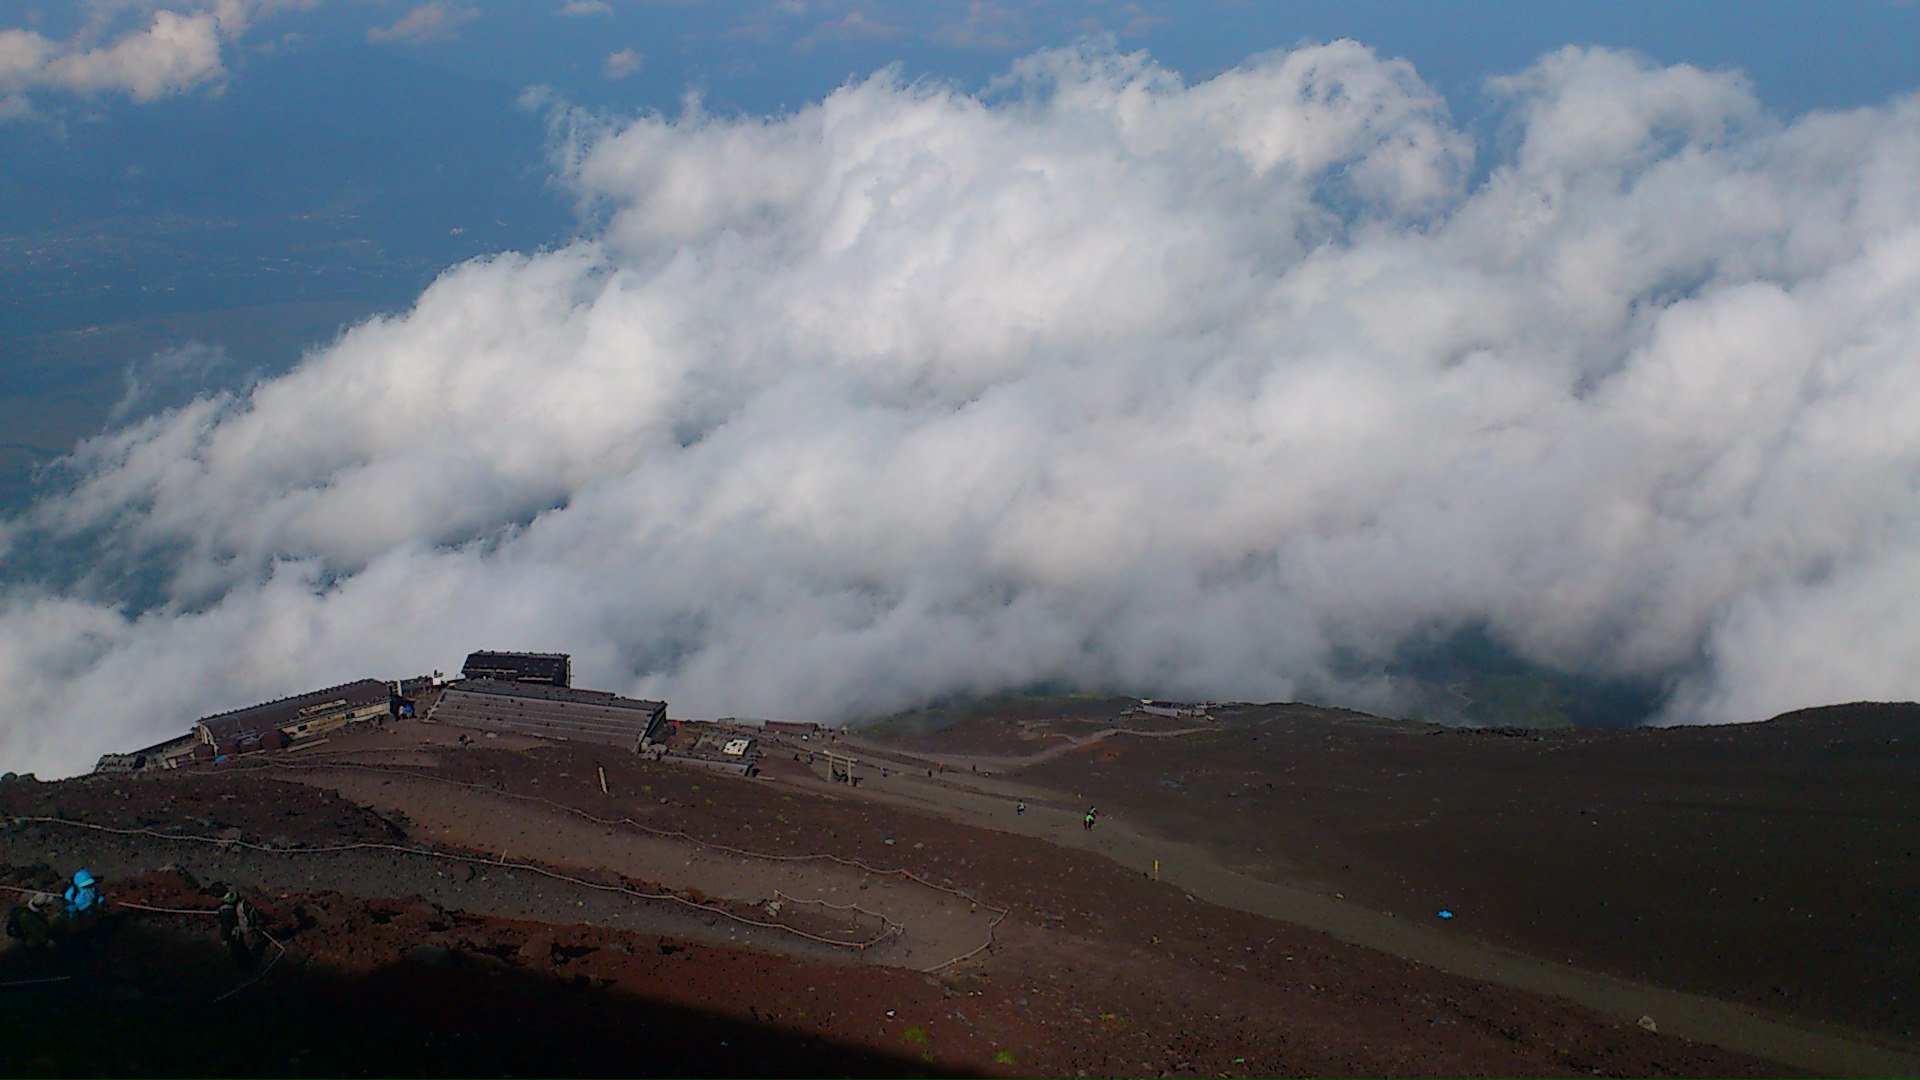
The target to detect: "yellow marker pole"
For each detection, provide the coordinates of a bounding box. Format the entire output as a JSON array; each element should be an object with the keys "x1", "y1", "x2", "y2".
[
  {"x1": 1153, "y1": 859, "x2": 1160, "y2": 881},
  {"x1": 598, "y1": 767, "x2": 609, "y2": 795}
]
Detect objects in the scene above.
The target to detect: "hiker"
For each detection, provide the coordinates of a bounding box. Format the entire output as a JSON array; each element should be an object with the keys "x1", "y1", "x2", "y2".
[
  {"x1": 1016, "y1": 800, "x2": 1026, "y2": 817},
  {"x1": 62, "y1": 869, "x2": 102, "y2": 931},
  {"x1": 215, "y1": 885, "x2": 260, "y2": 970},
  {"x1": 4, "y1": 894, "x2": 56, "y2": 952},
  {"x1": 1083, "y1": 810, "x2": 1095, "y2": 831}
]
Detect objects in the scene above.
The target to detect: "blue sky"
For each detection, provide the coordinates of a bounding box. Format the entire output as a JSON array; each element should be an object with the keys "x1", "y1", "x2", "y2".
[{"x1": 5, "y1": 2, "x2": 1920, "y2": 775}]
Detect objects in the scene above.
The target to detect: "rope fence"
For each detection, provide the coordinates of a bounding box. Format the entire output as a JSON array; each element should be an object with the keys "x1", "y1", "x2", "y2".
[
  {"x1": 2, "y1": 815, "x2": 901, "y2": 954},
  {"x1": 0, "y1": 880, "x2": 284, "y2": 1000},
  {"x1": 17, "y1": 746, "x2": 1016, "y2": 972},
  {"x1": 211, "y1": 927, "x2": 286, "y2": 1003},
  {"x1": 228, "y1": 753, "x2": 1013, "y2": 967},
  {"x1": 237, "y1": 754, "x2": 1014, "y2": 925}
]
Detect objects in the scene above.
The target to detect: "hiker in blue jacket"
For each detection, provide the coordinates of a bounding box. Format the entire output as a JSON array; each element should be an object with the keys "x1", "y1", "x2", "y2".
[{"x1": 63, "y1": 868, "x2": 102, "y2": 930}]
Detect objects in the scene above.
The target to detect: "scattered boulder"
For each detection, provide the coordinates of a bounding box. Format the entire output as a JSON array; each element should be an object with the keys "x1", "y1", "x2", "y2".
[{"x1": 407, "y1": 943, "x2": 463, "y2": 969}]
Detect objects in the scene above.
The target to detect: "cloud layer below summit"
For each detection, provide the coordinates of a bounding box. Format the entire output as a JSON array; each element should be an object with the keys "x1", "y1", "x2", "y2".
[{"x1": 6, "y1": 41, "x2": 1920, "y2": 775}]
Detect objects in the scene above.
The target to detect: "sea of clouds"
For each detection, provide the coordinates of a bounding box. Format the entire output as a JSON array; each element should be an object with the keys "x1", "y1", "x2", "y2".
[{"x1": 4, "y1": 41, "x2": 1919, "y2": 776}]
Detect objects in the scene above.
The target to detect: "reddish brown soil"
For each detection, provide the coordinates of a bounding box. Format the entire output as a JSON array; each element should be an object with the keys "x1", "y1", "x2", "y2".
[
  {"x1": 1011, "y1": 702, "x2": 1920, "y2": 1043},
  {"x1": 3, "y1": 702, "x2": 1914, "y2": 1077}
]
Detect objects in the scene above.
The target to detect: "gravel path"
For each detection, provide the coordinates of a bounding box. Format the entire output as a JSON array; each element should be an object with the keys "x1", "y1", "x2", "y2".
[
  {"x1": 814, "y1": 732, "x2": 1920, "y2": 1077},
  {"x1": 273, "y1": 765, "x2": 1000, "y2": 970},
  {"x1": 0, "y1": 817, "x2": 862, "y2": 965}
]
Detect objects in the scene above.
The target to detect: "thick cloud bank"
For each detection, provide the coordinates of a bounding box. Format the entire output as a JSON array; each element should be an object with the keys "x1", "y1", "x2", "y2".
[{"x1": 6, "y1": 42, "x2": 1920, "y2": 775}]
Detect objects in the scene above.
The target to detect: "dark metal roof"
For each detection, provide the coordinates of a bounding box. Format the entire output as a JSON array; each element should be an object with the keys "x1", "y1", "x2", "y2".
[
  {"x1": 196, "y1": 679, "x2": 391, "y2": 741},
  {"x1": 128, "y1": 732, "x2": 201, "y2": 757},
  {"x1": 429, "y1": 679, "x2": 666, "y2": 749},
  {"x1": 461, "y1": 651, "x2": 572, "y2": 687},
  {"x1": 451, "y1": 678, "x2": 662, "y2": 711}
]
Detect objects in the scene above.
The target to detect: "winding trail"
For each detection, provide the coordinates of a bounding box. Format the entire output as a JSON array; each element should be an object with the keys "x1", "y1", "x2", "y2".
[
  {"x1": 816, "y1": 728, "x2": 1920, "y2": 1078},
  {"x1": 270, "y1": 763, "x2": 1000, "y2": 971},
  {"x1": 833, "y1": 725, "x2": 1213, "y2": 773},
  {"x1": 0, "y1": 817, "x2": 857, "y2": 962},
  {"x1": 23, "y1": 718, "x2": 1914, "y2": 1074}
]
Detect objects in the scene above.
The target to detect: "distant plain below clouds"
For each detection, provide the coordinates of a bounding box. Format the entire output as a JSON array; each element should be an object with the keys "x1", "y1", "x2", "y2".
[{"x1": 5, "y1": 40, "x2": 1920, "y2": 776}]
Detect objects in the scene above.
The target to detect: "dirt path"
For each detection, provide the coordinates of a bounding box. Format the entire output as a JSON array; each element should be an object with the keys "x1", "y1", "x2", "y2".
[
  {"x1": 809, "y1": 735, "x2": 1920, "y2": 1077},
  {"x1": 0, "y1": 818, "x2": 847, "y2": 963},
  {"x1": 276, "y1": 766, "x2": 999, "y2": 972},
  {"x1": 834, "y1": 726, "x2": 1213, "y2": 773}
]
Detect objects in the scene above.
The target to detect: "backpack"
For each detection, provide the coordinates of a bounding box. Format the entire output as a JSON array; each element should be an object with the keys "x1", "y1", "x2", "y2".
[{"x1": 5, "y1": 904, "x2": 51, "y2": 945}]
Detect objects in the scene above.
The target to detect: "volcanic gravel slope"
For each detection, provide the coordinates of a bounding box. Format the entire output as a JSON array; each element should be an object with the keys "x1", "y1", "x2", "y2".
[
  {"x1": 0, "y1": 703, "x2": 1912, "y2": 1077},
  {"x1": 1004, "y1": 701, "x2": 1920, "y2": 1043}
]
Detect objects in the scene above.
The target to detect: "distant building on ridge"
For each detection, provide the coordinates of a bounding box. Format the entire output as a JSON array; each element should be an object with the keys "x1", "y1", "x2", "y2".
[
  {"x1": 196, "y1": 678, "x2": 394, "y2": 756},
  {"x1": 94, "y1": 732, "x2": 202, "y2": 774},
  {"x1": 461, "y1": 650, "x2": 572, "y2": 688}
]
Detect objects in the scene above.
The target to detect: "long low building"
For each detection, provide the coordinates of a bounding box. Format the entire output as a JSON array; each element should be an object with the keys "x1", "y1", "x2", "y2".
[
  {"x1": 198, "y1": 678, "x2": 394, "y2": 756},
  {"x1": 95, "y1": 733, "x2": 203, "y2": 774},
  {"x1": 427, "y1": 679, "x2": 667, "y2": 751}
]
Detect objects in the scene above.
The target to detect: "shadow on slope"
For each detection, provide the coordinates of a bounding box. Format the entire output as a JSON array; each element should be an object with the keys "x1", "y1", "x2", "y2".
[{"x1": 0, "y1": 917, "x2": 978, "y2": 1078}]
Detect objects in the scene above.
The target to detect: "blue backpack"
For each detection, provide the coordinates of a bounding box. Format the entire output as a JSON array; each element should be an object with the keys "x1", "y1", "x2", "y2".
[{"x1": 65, "y1": 870, "x2": 100, "y2": 916}]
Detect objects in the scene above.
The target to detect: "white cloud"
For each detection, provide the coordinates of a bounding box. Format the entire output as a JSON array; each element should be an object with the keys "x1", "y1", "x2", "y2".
[
  {"x1": 796, "y1": 9, "x2": 902, "y2": 49},
  {"x1": 559, "y1": 0, "x2": 613, "y2": 16},
  {"x1": 602, "y1": 47, "x2": 641, "y2": 80},
  {"x1": 0, "y1": 0, "x2": 316, "y2": 110},
  {"x1": 2, "y1": 9, "x2": 224, "y2": 104},
  {"x1": 7, "y1": 42, "x2": 1920, "y2": 777},
  {"x1": 107, "y1": 341, "x2": 250, "y2": 426},
  {"x1": 367, "y1": 2, "x2": 477, "y2": 45}
]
